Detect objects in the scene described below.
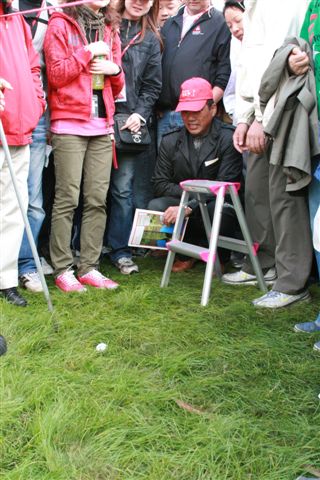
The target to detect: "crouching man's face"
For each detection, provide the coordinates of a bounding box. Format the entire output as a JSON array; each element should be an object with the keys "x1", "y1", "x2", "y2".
[{"x1": 181, "y1": 101, "x2": 217, "y2": 136}]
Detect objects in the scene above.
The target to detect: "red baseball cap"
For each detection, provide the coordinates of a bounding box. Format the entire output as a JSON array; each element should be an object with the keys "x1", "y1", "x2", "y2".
[{"x1": 175, "y1": 77, "x2": 213, "y2": 112}]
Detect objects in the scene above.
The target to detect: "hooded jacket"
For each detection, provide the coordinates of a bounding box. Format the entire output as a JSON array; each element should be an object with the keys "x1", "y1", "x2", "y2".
[
  {"x1": 158, "y1": 6, "x2": 231, "y2": 111},
  {"x1": 259, "y1": 37, "x2": 320, "y2": 192},
  {"x1": 115, "y1": 18, "x2": 162, "y2": 122},
  {"x1": 0, "y1": 2, "x2": 45, "y2": 145},
  {"x1": 44, "y1": 11, "x2": 124, "y2": 125}
]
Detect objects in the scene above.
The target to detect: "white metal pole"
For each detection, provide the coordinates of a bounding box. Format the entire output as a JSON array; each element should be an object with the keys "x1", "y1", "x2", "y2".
[{"x1": 0, "y1": 120, "x2": 53, "y2": 312}]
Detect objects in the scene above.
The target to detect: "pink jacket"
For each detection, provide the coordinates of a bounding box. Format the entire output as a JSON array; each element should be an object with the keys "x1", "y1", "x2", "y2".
[
  {"x1": 0, "y1": 4, "x2": 46, "y2": 146},
  {"x1": 44, "y1": 12, "x2": 124, "y2": 125}
]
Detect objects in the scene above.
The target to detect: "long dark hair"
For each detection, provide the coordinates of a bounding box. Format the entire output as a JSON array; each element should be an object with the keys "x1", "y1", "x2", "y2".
[
  {"x1": 117, "y1": 0, "x2": 163, "y2": 47},
  {"x1": 64, "y1": 1, "x2": 121, "y2": 30}
]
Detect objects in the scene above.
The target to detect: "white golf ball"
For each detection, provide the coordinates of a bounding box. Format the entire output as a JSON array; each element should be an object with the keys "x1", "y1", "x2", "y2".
[{"x1": 96, "y1": 342, "x2": 108, "y2": 352}]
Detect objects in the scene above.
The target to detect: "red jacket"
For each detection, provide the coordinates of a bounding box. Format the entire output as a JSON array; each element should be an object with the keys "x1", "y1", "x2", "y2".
[
  {"x1": 44, "y1": 12, "x2": 124, "y2": 125},
  {"x1": 0, "y1": 4, "x2": 45, "y2": 146}
]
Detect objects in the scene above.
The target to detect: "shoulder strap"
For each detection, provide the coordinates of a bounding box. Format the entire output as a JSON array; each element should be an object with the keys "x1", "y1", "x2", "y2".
[{"x1": 121, "y1": 31, "x2": 141, "y2": 58}]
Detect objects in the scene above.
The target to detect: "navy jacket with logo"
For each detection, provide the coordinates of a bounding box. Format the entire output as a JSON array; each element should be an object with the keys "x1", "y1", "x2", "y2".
[{"x1": 158, "y1": 7, "x2": 231, "y2": 111}]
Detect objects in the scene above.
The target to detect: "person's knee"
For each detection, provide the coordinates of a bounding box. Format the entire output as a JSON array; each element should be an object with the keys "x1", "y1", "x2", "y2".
[
  {"x1": 148, "y1": 198, "x2": 164, "y2": 211},
  {"x1": 110, "y1": 170, "x2": 134, "y2": 199},
  {"x1": 27, "y1": 203, "x2": 45, "y2": 223},
  {"x1": 85, "y1": 186, "x2": 108, "y2": 210},
  {"x1": 53, "y1": 186, "x2": 80, "y2": 214}
]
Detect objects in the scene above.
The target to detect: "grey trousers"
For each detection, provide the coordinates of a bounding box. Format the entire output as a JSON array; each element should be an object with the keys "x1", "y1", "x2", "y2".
[
  {"x1": 50, "y1": 134, "x2": 112, "y2": 277},
  {"x1": 243, "y1": 151, "x2": 313, "y2": 294}
]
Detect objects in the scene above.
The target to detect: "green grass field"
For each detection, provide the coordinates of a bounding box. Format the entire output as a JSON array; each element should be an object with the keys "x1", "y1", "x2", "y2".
[{"x1": 1, "y1": 256, "x2": 319, "y2": 480}]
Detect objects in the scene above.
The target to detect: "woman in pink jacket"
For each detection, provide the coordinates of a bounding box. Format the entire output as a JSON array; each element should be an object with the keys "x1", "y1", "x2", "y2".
[{"x1": 44, "y1": 0, "x2": 124, "y2": 293}]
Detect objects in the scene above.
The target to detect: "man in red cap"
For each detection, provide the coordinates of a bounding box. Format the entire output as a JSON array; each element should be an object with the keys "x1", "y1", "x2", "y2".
[{"x1": 149, "y1": 77, "x2": 243, "y2": 272}]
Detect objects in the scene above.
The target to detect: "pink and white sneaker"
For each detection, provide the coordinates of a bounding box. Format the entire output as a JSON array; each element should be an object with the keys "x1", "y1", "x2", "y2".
[
  {"x1": 55, "y1": 270, "x2": 87, "y2": 293},
  {"x1": 78, "y1": 269, "x2": 119, "y2": 290}
]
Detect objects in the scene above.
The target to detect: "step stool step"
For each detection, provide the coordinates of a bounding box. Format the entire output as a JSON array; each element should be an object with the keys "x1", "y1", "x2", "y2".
[
  {"x1": 218, "y1": 236, "x2": 259, "y2": 255},
  {"x1": 180, "y1": 179, "x2": 241, "y2": 194},
  {"x1": 167, "y1": 240, "x2": 209, "y2": 262}
]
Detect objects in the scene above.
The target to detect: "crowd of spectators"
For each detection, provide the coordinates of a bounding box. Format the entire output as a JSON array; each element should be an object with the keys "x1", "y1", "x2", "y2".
[{"x1": 0, "y1": 0, "x2": 319, "y2": 349}]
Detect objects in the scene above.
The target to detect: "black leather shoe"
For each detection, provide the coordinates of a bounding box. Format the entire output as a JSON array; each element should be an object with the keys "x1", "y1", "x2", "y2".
[{"x1": 0, "y1": 287, "x2": 28, "y2": 307}]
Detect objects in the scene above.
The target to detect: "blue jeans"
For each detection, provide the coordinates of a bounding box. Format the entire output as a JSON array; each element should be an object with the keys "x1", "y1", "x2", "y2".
[
  {"x1": 309, "y1": 157, "x2": 320, "y2": 277},
  {"x1": 157, "y1": 111, "x2": 183, "y2": 151},
  {"x1": 107, "y1": 123, "x2": 157, "y2": 261},
  {"x1": 18, "y1": 114, "x2": 47, "y2": 275},
  {"x1": 107, "y1": 152, "x2": 137, "y2": 262}
]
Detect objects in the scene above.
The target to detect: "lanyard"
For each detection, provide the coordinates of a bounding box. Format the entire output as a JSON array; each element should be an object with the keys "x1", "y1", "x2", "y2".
[{"x1": 121, "y1": 31, "x2": 141, "y2": 58}]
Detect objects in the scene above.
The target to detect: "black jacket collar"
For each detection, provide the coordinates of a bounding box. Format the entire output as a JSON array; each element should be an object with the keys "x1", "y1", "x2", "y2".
[{"x1": 176, "y1": 118, "x2": 222, "y2": 172}]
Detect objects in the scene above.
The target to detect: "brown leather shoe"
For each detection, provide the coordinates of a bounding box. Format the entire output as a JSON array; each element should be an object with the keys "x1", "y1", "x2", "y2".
[{"x1": 172, "y1": 258, "x2": 196, "y2": 273}]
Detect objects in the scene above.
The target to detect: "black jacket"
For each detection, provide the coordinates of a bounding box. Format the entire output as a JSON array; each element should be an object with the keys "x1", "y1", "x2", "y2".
[
  {"x1": 116, "y1": 19, "x2": 162, "y2": 121},
  {"x1": 158, "y1": 7, "x2": 231, "y2": 110},
  {"x1": 152, "y1": 119, "x2": 243, "y2": 207}
]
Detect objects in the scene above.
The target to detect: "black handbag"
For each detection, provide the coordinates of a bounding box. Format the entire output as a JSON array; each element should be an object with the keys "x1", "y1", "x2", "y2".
[{"x1": 113, "y1": 113, "x2": 151, "y2": 153}]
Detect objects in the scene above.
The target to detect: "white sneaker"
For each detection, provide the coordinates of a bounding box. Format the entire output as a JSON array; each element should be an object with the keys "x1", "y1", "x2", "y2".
[
  {"x1": 253, "y1": 289, "x2": 311, "y2": 309},
  {"x1": 19, "y1": 272, "x2": 43, "y2": 293},
  {"x1": 101, "y1": 246, "x2": 111, "y2": 255},
  {"x1": 313, "y1": 341, "x2": 320, "y2": 352},
  {"x1": 113, "y1": 257, "x2": 139, "y2": 275},
  {"x1": 222, "y1": 267, "x2": 277, "y2": 285},
  {"x1": 40, "y1": 257, "x2": 53, "y2": 275}
]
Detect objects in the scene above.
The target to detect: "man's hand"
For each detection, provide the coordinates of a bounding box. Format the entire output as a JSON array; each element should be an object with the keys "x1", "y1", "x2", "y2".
[
  {"x1": 233, "y1": 123, "x2": 249, "y2": 153},
  {"x1": 212, "y1": 85, "x2": 224, "y2": 104},
  {"x1": 246, "y1": 119, "x2": 267, "y2": 154},
  {"x1": 163, "y1": 206, "x2": 192, "y2": 225},
  {"x1": 288, "y1": 47, "x2": 309, "y2": 76},
  {"x1": 0, "y1": 78, "x2": 13, "y2": 112}
]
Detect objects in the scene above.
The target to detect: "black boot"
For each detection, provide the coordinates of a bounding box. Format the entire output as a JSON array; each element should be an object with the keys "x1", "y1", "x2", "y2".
[{"x1": 0, "y1": 287, "x2": 28, "y2": 307}]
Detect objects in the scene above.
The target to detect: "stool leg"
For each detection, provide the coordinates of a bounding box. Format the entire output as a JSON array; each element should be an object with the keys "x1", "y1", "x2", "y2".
[
  {"x1": 229, "y1": 186, "x2": 268, "y2": 293},
  {"x1": 199, "y1": 198, "x2": 222, "y2": 278},
  {"x1": 161, "y1": 191, "x2": 189, "y2": 288},
  {"x1": 201, "y1": 187, "x2": 225, "y2": 306},
  {"x1": 160, "y1": 250, "x2": 175, "y2": 287},
  {"x1": 199, "y1": 197, "x2": 211, "y2": 242}
]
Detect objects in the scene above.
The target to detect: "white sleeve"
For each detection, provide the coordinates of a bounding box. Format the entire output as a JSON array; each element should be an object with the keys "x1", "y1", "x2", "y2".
[{"x1": 236, "y1": 0, "x2": 308, "y2": 124}]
